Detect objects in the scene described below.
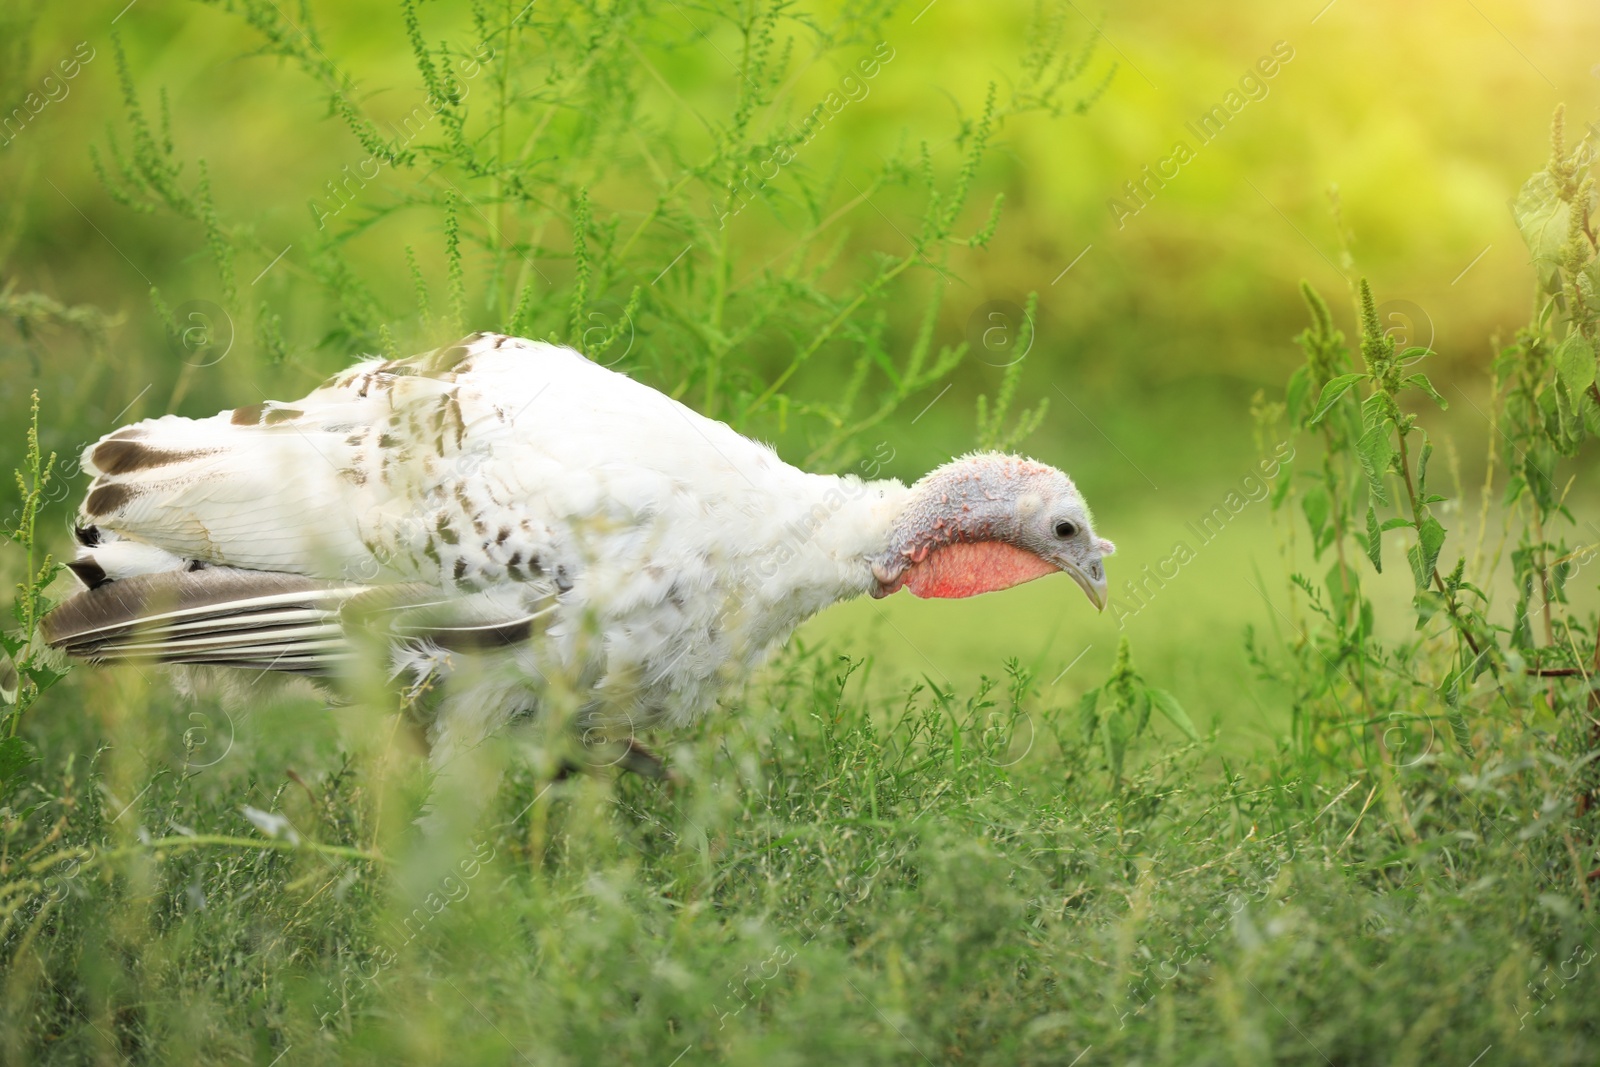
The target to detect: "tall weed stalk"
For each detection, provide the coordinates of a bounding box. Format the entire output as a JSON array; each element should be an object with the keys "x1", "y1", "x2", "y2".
[{"x1": 1259, "y1": 106, "x2": 1600, "y2": 845}]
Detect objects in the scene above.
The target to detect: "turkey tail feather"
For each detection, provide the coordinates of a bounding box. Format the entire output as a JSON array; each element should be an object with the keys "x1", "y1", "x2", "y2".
[{"x1": 42, "y1": 568, "x2": 367, "y2": 676}]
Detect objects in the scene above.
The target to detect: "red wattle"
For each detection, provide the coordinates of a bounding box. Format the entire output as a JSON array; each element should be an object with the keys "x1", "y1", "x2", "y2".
[{"x1": 901, "y1": 541, "x2": 1058, "y2": 599}]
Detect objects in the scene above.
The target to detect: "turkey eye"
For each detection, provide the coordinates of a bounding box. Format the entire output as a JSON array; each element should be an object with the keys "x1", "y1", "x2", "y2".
[{"x1": 1054, "y1": 520, "x2": 1077, "y2": 539}]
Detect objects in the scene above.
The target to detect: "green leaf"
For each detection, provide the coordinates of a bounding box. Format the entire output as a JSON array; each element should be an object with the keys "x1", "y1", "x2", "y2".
[
  {"x1": 1555, "y1": 333, "x2": 1596, "y2": 398},
  {"x1": 1356, "y1": 422, "x2": 1393, "y2": 505},
  {"x1": 1413, "y1": 589, "x2": 1447, "y2": 628},
  {"x1": 1286, "y1": 364, "x2": 1312, "y2": 424},
  {"x1": 1403, "y1": 373, "x2": 1448, "y2": 409},
  {"x1": 1467, "y1": 645, "x2": 1497, "y2": 681},
  {"x1": 1269, "y1": 457, "x2": 1294, "y2": 510},
  {"x1": 1308, "y1": 372, "x2": 1366, "y2": 425},
  {"x1": 1556, "y1": 383, "x2": 1580, "y2": 449},
  {"x1": 1380, "y1": 516, "x2": 1415, "y2": 531},
  {"x1": 1326, "y1": 560, "x2": 1360, "y2": 622},
  {"x1": 1077, "y1": 686, "x2": 1101, "y2": 743},
  {"x1": 0, "y1": 735, "x2": 38, "y2": 796},
  {"x1": 1437, "y1": 671, "x2": 1474, "y2": 753},
  {"x1": 23, "y1": 664, "x2": 65, "y2": 694},
  {"x1": 1407, "y1": 516, "x2": 1446, "y2": 590},
  {"x1": 1512, "y1": 170, "x2": 1570, "y2": 295},
  {"x1": 1416, "y1": 433, "x2": 1433, "y2": 498},
  {"x1": 1581, "y1": 259, "x2": 1600, "y2": 309},
  {"x1": 1364, "y1": 504, "x2": 1383, "y2": 572},
  {"x1": 1302, "y1": 485, "x2": 1332, "y2": 558},
  {"x1": 1359, "y1": 391, "x2": 1390, "y2": 430},
  {"x1": 1100, "y1": 702, "x2": 1130, "y2": 784},
  {"x1": 1146, "y1": 687, "x2": 1199, "y2": 741}
]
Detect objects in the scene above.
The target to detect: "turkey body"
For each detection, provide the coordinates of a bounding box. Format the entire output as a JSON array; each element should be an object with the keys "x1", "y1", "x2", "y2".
[{"x1": 45, "y1": 333, "x2": 910, "y2": 757}]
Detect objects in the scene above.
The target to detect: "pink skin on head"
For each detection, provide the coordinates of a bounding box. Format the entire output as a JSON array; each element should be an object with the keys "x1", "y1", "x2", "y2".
[{"x1": 874, "y1": 453, "x2": 1112, "y2": 604}]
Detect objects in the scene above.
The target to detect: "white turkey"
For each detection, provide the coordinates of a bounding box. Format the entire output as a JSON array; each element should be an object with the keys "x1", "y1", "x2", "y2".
[{"x1": 43, "y1": 332, "x2": 1114, "y2": 777}]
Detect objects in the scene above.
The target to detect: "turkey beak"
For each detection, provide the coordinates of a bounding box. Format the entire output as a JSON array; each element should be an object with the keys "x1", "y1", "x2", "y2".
[
  {"x1": 1058, "y1": 556, "x2": 1108, "y2": 612},
  {"x1": 1087, "y1": 571, "x2": 1108, "y2": 613}
]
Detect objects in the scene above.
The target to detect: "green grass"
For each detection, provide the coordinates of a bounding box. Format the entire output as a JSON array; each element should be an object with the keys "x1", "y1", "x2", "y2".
[{"x1": 3, "y1": 639, "x2": 1597, "y2": 1064}]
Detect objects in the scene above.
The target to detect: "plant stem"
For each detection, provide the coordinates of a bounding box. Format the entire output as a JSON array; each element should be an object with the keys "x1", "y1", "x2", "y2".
[
  {"x1": 1583, "y1": 613, "x2": 1600, "y2": 816},
  {"x1": 742, "y1": 250, "x2": 918, "y2": 419},
  {"x1": 1394, "y1": 424, "x2": 1483, "y2": 659},
  {"x1": 1320, "y1": 423, "x2": 1354, "y2": 630}
]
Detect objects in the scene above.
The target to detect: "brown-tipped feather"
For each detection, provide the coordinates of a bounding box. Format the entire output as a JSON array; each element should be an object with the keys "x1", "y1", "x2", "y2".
[
  {"x1": 41, "y1": 567, "x2": 539, "y2": 675},
  {"x1": 43, "y1": 569, "x2": 328, "y2": 645},
  {"x1": 42, "y1": 568, "x2": 364, "y2": 674}
]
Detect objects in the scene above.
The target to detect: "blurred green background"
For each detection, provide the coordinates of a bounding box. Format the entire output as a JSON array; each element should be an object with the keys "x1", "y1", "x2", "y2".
[{"x1": 2, "y1": 0, "x2": 1597, "y2": 749}]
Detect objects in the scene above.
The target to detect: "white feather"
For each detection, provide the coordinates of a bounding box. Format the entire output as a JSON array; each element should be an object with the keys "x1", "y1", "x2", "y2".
[{"x1": 64, "y1": 333, "x2": 915, "y2": 757}]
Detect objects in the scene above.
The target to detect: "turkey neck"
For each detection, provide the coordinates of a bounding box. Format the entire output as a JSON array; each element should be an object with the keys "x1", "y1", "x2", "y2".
[{"x1": 737, "y1": 470, "x2": 910, "y2": 615}]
